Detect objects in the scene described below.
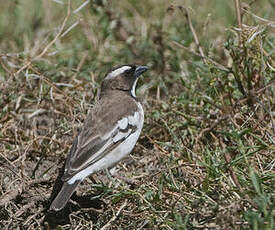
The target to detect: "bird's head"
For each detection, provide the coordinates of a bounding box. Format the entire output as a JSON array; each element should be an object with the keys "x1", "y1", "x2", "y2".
[{"x1": 101, "y1": 64, "x2": 148, "y2": 98}]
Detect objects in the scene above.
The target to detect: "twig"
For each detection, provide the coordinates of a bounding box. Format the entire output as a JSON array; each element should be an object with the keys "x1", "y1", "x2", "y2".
[
  {"x1": 73, "y1": 51, "x2": 88, "y2": 79},
  {"x1": 15, "y1": 0, "x2": 71, "y2": 75},
  {"x1": 0, "y1": 189, "x2": 19, "y2": 207},
  {"x1": 0, "y1": 58, "x2": 12, "y2": 75},
  {"x1": 233, "y1": 78, "x2": 275, "y2": 109},
  {"x1": 28, "y1": 65, "x2": 77, "y2": 108},
  {"x1": 146, "y1": 134, "x2": 170, "y2": 155},
  {"x1": 172, "y1": 41, "x2": 230, "y2": 72},
  {"x1": 234, "y1": 0, "x2": 242, "y2": 29},
  {"x1": 179, "y1": 6, "x2": 206, "y2": 63},
  {"x1": 196, "y1": 78, "x2": 275, "y2": 142},
  {"x1": 242, "y1": 8, "x2": 275, "y2": 25},
  {"x1": 73, "y1": 0, "x2": 90, "y2": 14},
  {"x1": 100, "y1": 199, "x2": 128, "y2": 230},
  {"x1": 221, "y1": 140, "x2": 243, "y2": 191},
  {"x1": 196, "y1": 115, "x2": 230, "y2": 143}
]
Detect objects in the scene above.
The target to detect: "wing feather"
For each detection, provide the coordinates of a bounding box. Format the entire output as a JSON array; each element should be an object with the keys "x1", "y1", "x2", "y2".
[{"x1": 62, "y1": 117, "x2": 137, "y2": 181}]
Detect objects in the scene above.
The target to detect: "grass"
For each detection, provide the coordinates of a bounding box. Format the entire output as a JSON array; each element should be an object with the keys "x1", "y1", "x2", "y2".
[{"x1": 0, "y1": 0, "x2": 274, "y2": 229}]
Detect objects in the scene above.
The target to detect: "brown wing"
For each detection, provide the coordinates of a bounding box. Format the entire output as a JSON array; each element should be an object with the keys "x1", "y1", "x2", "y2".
[{"x1": 62, "y1": 92, "x2": 138, "y2": 181}]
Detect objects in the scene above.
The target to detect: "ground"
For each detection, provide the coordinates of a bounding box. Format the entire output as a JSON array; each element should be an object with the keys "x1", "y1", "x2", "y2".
[{"x1": 0, "y1": 0, "x2": 274, "y2": 229}]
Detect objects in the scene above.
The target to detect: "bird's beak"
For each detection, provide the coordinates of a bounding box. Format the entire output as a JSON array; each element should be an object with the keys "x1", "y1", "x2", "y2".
[{"x1": 134, "y1": 65, "x2": 148, "y2": 78}]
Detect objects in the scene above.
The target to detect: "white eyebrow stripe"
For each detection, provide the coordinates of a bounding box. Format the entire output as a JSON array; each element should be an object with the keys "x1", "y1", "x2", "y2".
[{"x1": 106, "y1": 66, "x2": 131, "y2": 79}]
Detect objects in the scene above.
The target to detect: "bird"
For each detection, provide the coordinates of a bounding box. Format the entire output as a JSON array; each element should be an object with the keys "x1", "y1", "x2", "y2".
[{"x1": 50, "y1": 64, "x2": 148, "y2": 211}]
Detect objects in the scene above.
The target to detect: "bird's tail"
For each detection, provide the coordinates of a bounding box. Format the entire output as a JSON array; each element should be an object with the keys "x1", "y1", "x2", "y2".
[{"x1": 50, "y1": 180, "x2": 81, "y2": 211}]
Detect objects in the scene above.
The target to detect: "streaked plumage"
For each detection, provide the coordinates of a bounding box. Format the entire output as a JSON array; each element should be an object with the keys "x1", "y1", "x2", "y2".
[{"x1": 50, "y1": 64, "x2": 148, "y2": 211}]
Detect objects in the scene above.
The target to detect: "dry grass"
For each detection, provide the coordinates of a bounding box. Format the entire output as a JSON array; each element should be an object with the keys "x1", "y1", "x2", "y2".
[{"x1": 0, "y1": 0, "x2": 274, "y2": 229}]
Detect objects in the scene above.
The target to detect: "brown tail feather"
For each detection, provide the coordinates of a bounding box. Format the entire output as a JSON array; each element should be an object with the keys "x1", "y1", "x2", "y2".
[{"x1": 50, "y1": 180, "x2": 81, "y2": 211}]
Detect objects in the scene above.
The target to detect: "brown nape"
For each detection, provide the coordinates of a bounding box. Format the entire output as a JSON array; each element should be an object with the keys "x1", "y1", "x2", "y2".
[{"x1": 101, "y1": 75, "x2": 134, "y2": 94}]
